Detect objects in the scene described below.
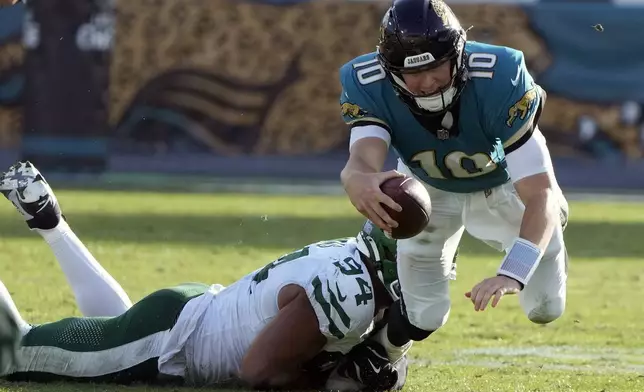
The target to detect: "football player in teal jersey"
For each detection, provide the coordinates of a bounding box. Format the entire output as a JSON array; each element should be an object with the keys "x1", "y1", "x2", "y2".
[{"x1": 339, "y1": 0, "x2": 569, "y2": 354}]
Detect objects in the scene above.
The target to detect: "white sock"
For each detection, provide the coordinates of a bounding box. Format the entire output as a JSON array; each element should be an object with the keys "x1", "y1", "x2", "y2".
[
  {"x1": 0, "y1": 280, "x2": 30, "y2": 336},
  {"x1": 37, "y1": 220, "x2": 133, "y2": 317},
  {"x1": 372, "y1": 324, "x2": 413, "y2": 363}
]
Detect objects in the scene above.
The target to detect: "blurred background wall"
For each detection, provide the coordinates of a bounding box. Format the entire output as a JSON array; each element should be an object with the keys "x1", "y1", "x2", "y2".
[{"x1": 1, "y1": 0, "x2": 644, "y2": 190}]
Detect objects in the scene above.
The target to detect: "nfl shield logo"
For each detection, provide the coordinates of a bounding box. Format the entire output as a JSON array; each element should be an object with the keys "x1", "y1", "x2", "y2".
[{"x1": 437, "y1": 129, "x2": 450, "y2": 140}]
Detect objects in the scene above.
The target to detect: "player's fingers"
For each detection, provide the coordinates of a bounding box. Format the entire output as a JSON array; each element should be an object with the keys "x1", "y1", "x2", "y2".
[
  {"x1": 491, "y1": 290, "x2": 504, "y2": 308},
  {"x1": 464, "y1": 291, "x2": 472, "y2": 298},
  {"x1": 378, "y1": 170, "x2": 405, "y2": 182},
  {"x1": 473, "y1": 284, "x2": 493, "y2": 311},
  {"x1": 353, "y1": 201, "x2": 377, "y2": 225},
  {"x1": 478, "y1": 287, "x2": 498, "y2": 311},
  {"x1": 506, "y1": 284, "x2": 521, "y2": 295},
  {"x1": 377, "y1": 192, "x2": 403, "y2": 213},
  {"x1": 376, "y1": 171, "x2": 404, "y2": 212},
  {"x1": 364, "y1": 205, "x2": 391, "y2": 231},
  {"x1": 370, "y1": 200, "x2": 399, "y2": 228},
  {"x1": 469, "y1": 284, "x2": 482, "y2": 306}
]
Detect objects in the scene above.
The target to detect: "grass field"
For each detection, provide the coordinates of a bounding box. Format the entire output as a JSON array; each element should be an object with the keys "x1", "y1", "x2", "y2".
[{"x1": 0, "y1": 190, "x2": 643, "y2": 392}]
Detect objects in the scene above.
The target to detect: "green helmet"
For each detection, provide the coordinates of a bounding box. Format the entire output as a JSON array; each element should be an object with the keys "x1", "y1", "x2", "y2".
[{"x1": 356, "y1": 220, "x2": 401, "y2": 300}]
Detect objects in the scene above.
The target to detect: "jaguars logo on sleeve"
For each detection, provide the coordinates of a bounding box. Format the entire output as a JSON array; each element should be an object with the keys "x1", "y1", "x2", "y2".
[
  {"x1": 487, "y1": 49, "x2": 543, "y2": 153},
  {"x1": 501, "y1": 82, "x2": 541, "y2": 153},
  {"x1": 341, "y1": 102, "x2": 368, "y2": 121},
  {"x1": 506, "y1": 86, "x2": 539, "y2": 128},
  {"x1": 339, "y1": 54, "x2": 391, "y2": 131}
]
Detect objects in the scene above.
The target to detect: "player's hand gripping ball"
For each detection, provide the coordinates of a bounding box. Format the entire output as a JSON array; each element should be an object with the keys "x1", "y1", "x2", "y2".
[{"x1": 379, "y1": 176, "x2": 431, "y2": 239}]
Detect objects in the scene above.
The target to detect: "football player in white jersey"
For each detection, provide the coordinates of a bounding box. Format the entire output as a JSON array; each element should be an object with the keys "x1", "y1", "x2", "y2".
[{"x1": 0, "y1": 161, "x2": 410, "y2": 390}]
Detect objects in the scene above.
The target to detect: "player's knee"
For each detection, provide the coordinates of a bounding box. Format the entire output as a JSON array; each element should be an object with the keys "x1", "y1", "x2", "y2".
[
  {"x1": 525, "y1": 297, "x2": 565, "y2": 324},
  {"x1": 404, "y1": 319, "x2": 434, "y2": 341},
  {"x1": 389, "y1": 299, "x2": 447, "y2": 343},
  {"x1": 558, "y1": 193, "x2": 570, "y2": 231},
  {"x1": 395, "y1": 274, "x2": 451, "y2": 335},
  {"x1": 543, "y1": 232, "x2": 566, "y2": 266},
  {"x1": 396, "y1": 235, "x2": 455, "y2": 338},
  {"x1": 411, "y1": 307, "x2": 449, "y2": 333},
  {"x1": 404, "y1": 298, "x2": 450, "y2": 337}
]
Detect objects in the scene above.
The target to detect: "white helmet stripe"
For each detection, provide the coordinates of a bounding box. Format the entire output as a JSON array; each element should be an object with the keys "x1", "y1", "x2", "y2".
[{"x1": 364, "y1": 235, "x2": 381, "y2": 261}]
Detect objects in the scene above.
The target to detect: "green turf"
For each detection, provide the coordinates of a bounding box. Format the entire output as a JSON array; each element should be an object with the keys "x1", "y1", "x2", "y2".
[{"x1": 0, "y1": 190, "x2": 642, "y2": 391}]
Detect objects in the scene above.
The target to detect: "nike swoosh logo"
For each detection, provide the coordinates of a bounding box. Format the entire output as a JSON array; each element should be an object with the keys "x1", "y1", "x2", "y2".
[
  {"x1": 335, "y1": 282, "x2": 347, "y2": 302},
  {"x1": 511, "y1": 65, "x2": 521, "y2": 86}
]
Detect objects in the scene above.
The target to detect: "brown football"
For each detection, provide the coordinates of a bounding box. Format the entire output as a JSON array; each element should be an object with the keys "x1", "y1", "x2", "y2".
[{"x1": 380, "y1": 176, "x2": 431, "y2": 239}]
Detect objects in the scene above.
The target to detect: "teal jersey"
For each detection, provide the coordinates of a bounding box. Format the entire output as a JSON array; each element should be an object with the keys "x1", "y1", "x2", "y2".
[{"x1": 339, "y1": 42, "x2": 543, "y2": 193}]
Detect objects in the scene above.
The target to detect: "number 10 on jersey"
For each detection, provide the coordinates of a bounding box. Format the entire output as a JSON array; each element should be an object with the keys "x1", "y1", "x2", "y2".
[{"x1": 412, "y1": 150, "x2": 498, "y2": 179}]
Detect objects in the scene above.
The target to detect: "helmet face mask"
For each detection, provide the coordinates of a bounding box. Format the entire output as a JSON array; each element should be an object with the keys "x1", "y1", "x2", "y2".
[
  {"x1": 377, "y1": 0, "x2": 468, "y2": 116},
  {"x1": 356, "y1": 221, "x2": 400, "y2": 300},
  {"x1": 388, "y1": 61, "x2": 461, "y2": 113}
]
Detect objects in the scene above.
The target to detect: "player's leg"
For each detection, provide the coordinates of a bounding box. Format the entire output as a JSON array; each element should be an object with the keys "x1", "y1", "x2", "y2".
[
  {"x1": 464, "y1": 182, "x2": 568, "y2": 323},
  {"x1": 0, "y1": 280, "x2": 26, "y2": 375},
  {"x1": 394, "y1": 161, "x2": 465, "y2": 338},
  {"x1": 0, "y1": 161, "x2": 132, "y2": 317},
  {"x1": 3, "y1": 283, "x2": 209, "y2": 384},
  {"x1": 518, "y1": 195, "x2": 568, "y2": 323},
  {"x1": 0, "y1": 281, "x2": 30, "y2": 336},
  {"x1": 518, "y1": 222, "x2": 567, "y2": 323}
]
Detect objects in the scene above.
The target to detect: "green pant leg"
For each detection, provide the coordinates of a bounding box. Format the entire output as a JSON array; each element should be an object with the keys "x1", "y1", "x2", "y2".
[{"x1": 5, "y1": 283, "x2": 209, "y2": 384}]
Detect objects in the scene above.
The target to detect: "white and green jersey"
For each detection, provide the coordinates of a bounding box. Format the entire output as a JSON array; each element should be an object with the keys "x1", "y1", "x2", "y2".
[
  {"x1": 161, "y1": 237, "x2": 377, "y2": 385},
  {"x1": 3, "y1": 240, "x2": 378, "y2": 387}
]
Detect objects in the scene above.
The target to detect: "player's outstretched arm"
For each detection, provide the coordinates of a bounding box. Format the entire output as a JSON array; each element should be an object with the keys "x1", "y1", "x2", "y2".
[
  {"x1": 338, "y1": 57, "x2": 404, "y2": 232},
  {"x1": 239, "y1": 284, "x2": 327, "y2": 390},
  {"x1": 467, "y1": 52, "x2": 562, "y2": 311},
  {"x1": 341, "y1": 137, "x2": 403, "y2": 231},
  {"x1": 342, "y1": 136, "x2": 389, "y2": 177},
  {"x1": 502, "y1": 129, "x2": 559, "y2": 272},
  {"x1": 467, "y1": 129, "x2": 560, "y2": 311}
]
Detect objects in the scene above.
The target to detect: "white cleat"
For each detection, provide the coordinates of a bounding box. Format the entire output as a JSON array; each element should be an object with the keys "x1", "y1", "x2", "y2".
[{"x1": 0, "y1": 161, "x2": 62, "y2": 230}]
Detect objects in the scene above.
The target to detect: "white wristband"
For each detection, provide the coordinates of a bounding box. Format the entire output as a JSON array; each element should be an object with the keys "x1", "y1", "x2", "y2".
[{"x1": 497, "y1": 238, "x2": 543, "y2": 286}]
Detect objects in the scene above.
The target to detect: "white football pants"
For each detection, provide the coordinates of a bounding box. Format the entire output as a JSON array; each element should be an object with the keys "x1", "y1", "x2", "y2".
[{"x1": 396, "y1": 160, "x2": 568, "y2": 332}]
